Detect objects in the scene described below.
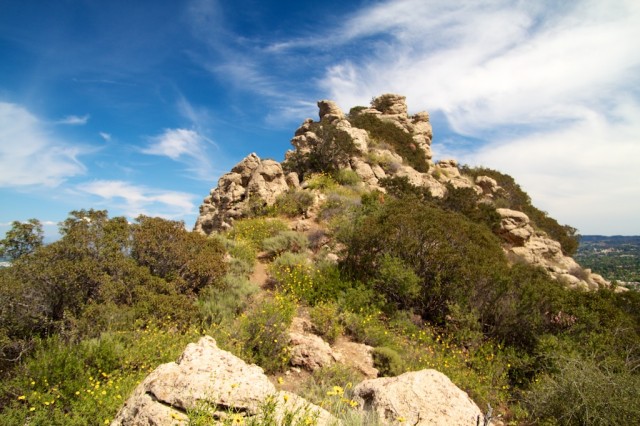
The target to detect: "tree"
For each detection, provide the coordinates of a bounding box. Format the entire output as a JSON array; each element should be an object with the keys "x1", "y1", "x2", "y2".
[{"x1": 0, "y1": 219, "x2": 44, "y2": 260}]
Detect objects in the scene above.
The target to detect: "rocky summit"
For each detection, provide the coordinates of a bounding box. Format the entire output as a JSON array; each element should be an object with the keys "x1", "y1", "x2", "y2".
[{"x1": 195, "y1": 93, "x2": 618, "y2": 293}]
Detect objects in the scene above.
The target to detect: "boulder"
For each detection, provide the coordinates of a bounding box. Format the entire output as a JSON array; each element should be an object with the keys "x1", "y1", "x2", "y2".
[
  {"x1": 317, "y1": 100, "x2": 345, "y2": 122},
  {"x1": 371, "y1": 93, "x2": 408, "y2": 116},
  {"x1": 353, "y1": 369, "x2": 485, "y2": 425},
  {"x1": 111, "y1": 336, "x2": 335, "y2": 426}
]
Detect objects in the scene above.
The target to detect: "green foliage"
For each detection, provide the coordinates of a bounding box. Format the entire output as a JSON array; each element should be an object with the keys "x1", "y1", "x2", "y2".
[
  {"x1": 210, "y1": 234, "x2": 257, "y2": 277},
  {"x1": 132, "y1": 215, "x2": 227, "y2": 294},
  {"x1": 304, "y1": 172, "x2": 338, "y2": 190},
  {"x1": 371, "y1": 254, "x2": 421, "y2": 313},
  {"x1": 262, "y1": 231, "x2": 309, "y2": 258},
  {"x1": 198, "y1": 274, "x2": 259, "y2": 327},
  {"x1": 269, "y1": 252, "x2": 315, "y2": 301},
  {"x1": 0, "y1": 219, "x2": 43, "y2": 261},
  {"x1": 332, "y1": 169, "x2": 361, "y2": 186},
  {"x1": 283, "y1": 122, "x2": 358, "y2": 177},
  {"x1": 371, "y1": 346, "x2": 404, "y2": 377},
  {"x1": 349, "y1": 113, "x2": 429, "y2": 172},
  {"x1": 226, "y1": 218, "x2": 288, "y2": 250},
  {"x1": 272, "y1": 190, "x2": 315, "y2": 217},
  {"x1": 239, "y1": 295, "x2": 295, "y2": 373},
  {"x1": 309, "y1": 301, "x2": 343, "y2": 344},
  {"x1": 525, "y1": 355, "x2": 640, "y2": 425},
  {"x1": 460, "y1": 166, "x2": 580, "y2": 255}
]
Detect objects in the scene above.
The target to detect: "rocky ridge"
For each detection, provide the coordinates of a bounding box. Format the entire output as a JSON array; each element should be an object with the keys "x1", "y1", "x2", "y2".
[{"x1": 195, "y1": 93, "x2": 615, "y2": 292}]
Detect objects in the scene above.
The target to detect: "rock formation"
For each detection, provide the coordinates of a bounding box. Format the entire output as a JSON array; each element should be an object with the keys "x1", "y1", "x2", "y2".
[
  {"x1": 193, "y1": 93, "x2": 615, "y2": 292},
  {"x1": 111, "y1": 336, "x2": 336, "y2": 426},
  {"x1": 353, "y1": 369, "x2": 488, "y2": 426},
  {"x1": 194, "y1": 153, "x2": 291, "y2": 233}
]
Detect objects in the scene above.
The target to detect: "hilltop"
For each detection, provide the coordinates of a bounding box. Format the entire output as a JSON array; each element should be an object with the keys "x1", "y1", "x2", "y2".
[{"x1": 1, "y1": 95, "x2": 639, "y2": 425}]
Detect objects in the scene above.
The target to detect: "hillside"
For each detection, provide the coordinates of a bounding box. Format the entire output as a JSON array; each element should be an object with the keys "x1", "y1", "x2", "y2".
[{"x1": 1, "y1": 94, "x2": 639, "y2": 425}]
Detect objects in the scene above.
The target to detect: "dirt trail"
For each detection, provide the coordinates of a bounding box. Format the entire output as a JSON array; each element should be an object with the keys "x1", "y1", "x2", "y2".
[{"x1": 249, "y1": 257, "x2": 270, "y2": 289}]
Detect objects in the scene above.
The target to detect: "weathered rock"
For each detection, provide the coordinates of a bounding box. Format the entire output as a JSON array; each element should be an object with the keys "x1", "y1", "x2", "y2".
[
  {"x1": 289, "y1": 332, "x2": 337, "y2": 370},
  {"x1": 194, "y1": 154, "x2": 289, "y2": 233},
  {"x1": 332, "y1": 338, "x2": 378, "y2": 379},
  {"x1": 350, "y1": 157, "x2": 378, "y2": 187},
  {"x1": 497, "y1": 208, "x2": 534, "y2": 246},
  {"x1": 317, "y1": 100, "x2": 345, "y2": 122},
  {"x1": 353, "y1": 369, "x2": 485, "y2": 426},
  {"x1": 111, "y1": 336, "x2": 336, "y2": 426},
  {"x1": 371, "y1": 93, "x2": 408, "y2": 116},
  {"x1": 476, "y1": 176, "x2": 500, "y2": 197}
]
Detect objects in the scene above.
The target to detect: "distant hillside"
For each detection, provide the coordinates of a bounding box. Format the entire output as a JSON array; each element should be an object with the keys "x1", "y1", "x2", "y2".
[{"x1": 576, "y1": 235, "x2": 640, "y2": 287}]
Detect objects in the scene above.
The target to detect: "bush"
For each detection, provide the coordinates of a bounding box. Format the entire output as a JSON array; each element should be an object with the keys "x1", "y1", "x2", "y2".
[
  {"x1": 349, "y1": 114, "x2": 429, "y2": 173},
  {"x1": 210, "y1": 235, "x2": 257, "y2": 277},
  {"x1": 226, "y1": 218, "x2": 288, "y2": 250},
  {"x1": 240, "y1": 295, "x2": 295, "y2": 373},
  {"x1": 525, "y1": 355, "x2": 640, "y2": 425},
  {"x1": 269, "y1": 252, "x2": 314, "y2": 301},
  {"x1": 305, "y1": 172, "x2": 338, "y2": 190},
  {"x1": 262, "y1": 231, "x2": 309, "y2": 258},
  {"x1": 310, "y1": 301, "x2": 344, "y2": 344},
  {"x1": 198, "y1": 274, "x2": 259, "y2": 326},
  {"x1": 372, "y1": 347, "x2": 404, "y2": 377},
  {"x1": 332, "y1": 169, "x2": 361, "y2": 186},
  {"x1": 272, "y1": 190, "x2": 315, "y2": 217}
]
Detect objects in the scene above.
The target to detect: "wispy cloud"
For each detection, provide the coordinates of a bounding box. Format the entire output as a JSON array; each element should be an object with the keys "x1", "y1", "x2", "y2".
[
  {"x1": 57, "y1": 114, "x2": 90, "y2": 125},
  {"x1": 142, "y1": 128, "x2": 214, "y2": 180},
  {"x1": 99, "y1": 132, "x2": 111, "y2": 141},
  {"x1": 0, "y1": 102, "x2": 87, "y2": 187},
  {"x1": 76, "y1": 180, "x2": 196, "y2": 219}
]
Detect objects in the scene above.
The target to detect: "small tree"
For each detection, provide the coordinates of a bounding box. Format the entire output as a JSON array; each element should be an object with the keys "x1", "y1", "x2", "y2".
[{"x1": 0, "y1": 219, "x2": 44, "y2": 260}]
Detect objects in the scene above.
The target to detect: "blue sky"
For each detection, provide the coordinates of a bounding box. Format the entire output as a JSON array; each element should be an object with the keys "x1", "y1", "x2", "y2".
[{"x1": 1, "y1": 0, "x2": 639, "y2": 239}]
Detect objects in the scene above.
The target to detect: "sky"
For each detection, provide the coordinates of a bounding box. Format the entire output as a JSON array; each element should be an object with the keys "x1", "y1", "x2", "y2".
[{"x1": 1, "y1": 0, "x2": 639, "y2": 240}]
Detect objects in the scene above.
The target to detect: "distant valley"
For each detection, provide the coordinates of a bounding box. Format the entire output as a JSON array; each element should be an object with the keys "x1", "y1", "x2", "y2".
[{"x1": 576, "y1": 235, "x2": 640, "y2": 289}]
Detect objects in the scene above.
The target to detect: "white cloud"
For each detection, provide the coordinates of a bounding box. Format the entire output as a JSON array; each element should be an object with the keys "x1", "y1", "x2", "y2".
[
  {"x1": 76, "y1": 180, "x2": 196, "y2": 219},
  {"x1": 142, "y1": 128, "x2": 214, "y2": 180},
  {"x1": 57, "y1": 114, "x2": 90, "y2": 125},
  {"x1": 99, "y1": 132, "x2": 111, "y2": 141},
  {"x1": 305, "y1": 0, "x2": 640, "y2": 234},
  {"x1": 449, "y1": 99, "x2": 640, "y2": 235},
  {"x1": 0, "y1": 102, "x2": 87, "y2": 187}
]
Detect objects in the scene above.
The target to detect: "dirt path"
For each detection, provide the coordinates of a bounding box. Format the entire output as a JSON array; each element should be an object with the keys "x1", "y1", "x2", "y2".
[{"x1": 250, "y1": 258, "x2": 270, "y2": 289}]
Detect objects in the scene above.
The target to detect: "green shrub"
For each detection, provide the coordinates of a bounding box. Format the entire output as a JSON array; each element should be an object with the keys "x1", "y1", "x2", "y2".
[
  {"x1": 240, "y1": 295, "x2": 295, "y2": 373},
  {"x1": 273, "y1": 190, "x2": 315, "y2": 217},
  {"x1": 310, "y1": 301, "x2": 344, "y2": 344},
  {"x1": 525, "y1": 355, "x2": 640, "y2": 425},
  {"x1": 372, "y1": 346, "x2": 404, "y2": 377},
  {"x1": 371, "y1": 254, "x2": 421, "y2": 312},
  {"x1": 332, "y1": 169, "x2": 361, "y2": 186},
  {"x1": 305, "y1": 172, "x2": 338, "y2": 190},
  {"x1": 198, "y1": 274, "x2": 259, "y2": 326},
  {"x1": 211, "y1": 234, "x2": 257, "y2": 277},
  {"x1": 269, "y1": 252, "x2": 314, "y2": 301},
  {"x1": 226, "y1": 218, "x2": 288, "y2": 250},
  {"x1": 349, "y1": 114, "x2": 429, "y2": 173},
  {"x1": 262, "y1": 231, "x2": 309, "y2": 258}
]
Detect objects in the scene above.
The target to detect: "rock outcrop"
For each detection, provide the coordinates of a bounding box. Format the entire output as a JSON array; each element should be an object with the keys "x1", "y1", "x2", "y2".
[
  {"x1": 353, "y1": 369, "x2": 486, "y2": 426},
  {"x1": 193, "y1": 93, "x2": 613, "y2": 292},
  {"x1": 496, "y1": 209, "x2": 614, "y2": 291},
  {"x1": 111, "y1": 336, "x2": 336, "y2": 426},
  {"x1": 194, "y1": 153, "x2": 291, "y2": 233}
]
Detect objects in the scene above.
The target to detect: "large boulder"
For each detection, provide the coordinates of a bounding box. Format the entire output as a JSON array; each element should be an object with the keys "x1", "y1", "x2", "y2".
[
  {"x1": 111, "y1": 336, "x2": 335, "y2": 426},
  {"x1": 353, "y1": 369, "x2": 486, "y2": 425}
]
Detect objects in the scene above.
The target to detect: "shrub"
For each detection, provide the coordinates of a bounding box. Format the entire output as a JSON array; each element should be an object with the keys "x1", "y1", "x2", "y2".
[
  {"x1": 310, "y1": 301, "x2": 344, "y2": 344},
  {"x1": 262, "y1": 231, "x2": 309, "y2": 258},
  {"x1": 240, "y1": 295, "x2": 295, "y2": 373},
  {"x1": 305, "y1": 172, "x2": 338, "y2": 190},
  {"x1": 332, "y1": 169, "x2": 361, "y2": 186},
  {"x1": 525, "y1": 355, "x2": 640, "y2": 425},
  {"x1": 272, "y1": 190, "x2": 315, "y2": 217},
  {"x1": 226, "y1": 218, "x2": 288, "y2": 250},
  {"x1": 371, "y1": 254, "x2": 421, "y2": 312},
  {"x1": 372, "y1": 346, "x2": 404, "y2": 377},
  {"x1": 210, "y1": 234, "x2": 257, "y2": 277},
  {"x1": 349, "y1": 114, "x2": 429, "y2": 173},
  {"x1": 198, "y1": 274, "x2": 259, "y2": 326},
  {"x1": 269, "y1": 252, "x2": 314, "y2": 301}
]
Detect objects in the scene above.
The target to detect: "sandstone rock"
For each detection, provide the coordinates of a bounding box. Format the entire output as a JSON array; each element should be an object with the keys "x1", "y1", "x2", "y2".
[
  {"x1": 353, "y1": 369, "x2": 485, "y2": 426},
  {"x1": 476, "y1": 176, "x2": 500, "y2": 197},
  {"x1": 317, "y1": 99, "x2": 345, "y2": 122},
  {"x1": 350, "y1": 157, "x2": 378, "y2": 186},
  {"x1": 194, "y1": 154, "x2": 289, "y2": 233},
  {"x1": 371, "y1": 93, "x2": 408, "y2": 116},
  {"x1": 111, "y1": 337, "x2": 335, "y2": 426},
  {"x1": 497, "y1": 208, "x2": 534, "y2": 246},
  {"x1": 289, "y1": 332, "x2": 337, "y2": 371},
  {"x1": 332, "y1": 338, "x2": 378, "y2": 379}
]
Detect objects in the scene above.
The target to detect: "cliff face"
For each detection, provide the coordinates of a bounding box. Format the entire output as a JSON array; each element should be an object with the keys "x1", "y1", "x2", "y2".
[{"x1": 194, "y1": 93, "x2": 617, "y2": 292}]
